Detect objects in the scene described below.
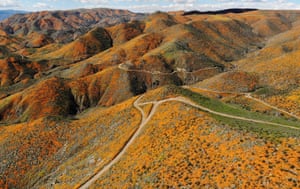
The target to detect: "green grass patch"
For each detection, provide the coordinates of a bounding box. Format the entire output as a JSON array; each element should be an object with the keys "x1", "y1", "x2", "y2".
[
  {"x1": 212, "y1": 115, "x2": 300, "y2": 141},
  {"x1": 254, "y1": 86, "x2": 294, "y2": 97},
  {"x1": 177, "y1": 87, "x2": 300, "y2": 138}
]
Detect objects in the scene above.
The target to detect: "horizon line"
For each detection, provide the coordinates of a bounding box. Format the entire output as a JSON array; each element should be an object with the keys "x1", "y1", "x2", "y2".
[{"x1": 2, "y1": 7, "x2": 300, "y2": 14}]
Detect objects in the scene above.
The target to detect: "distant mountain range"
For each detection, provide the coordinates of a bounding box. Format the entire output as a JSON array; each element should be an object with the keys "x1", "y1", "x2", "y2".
[
  {"x1": 0, "y1": 10, "x2": 27, "y2": 20},
  {"x1": 0, "y1": 8, "x2": 145, "y2": 43}
]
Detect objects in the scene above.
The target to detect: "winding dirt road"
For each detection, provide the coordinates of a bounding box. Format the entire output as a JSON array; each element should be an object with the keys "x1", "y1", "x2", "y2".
[
  {"x1": 78, "y1": 65, "x2": 299, "y2": 188},
  {"x1": 78, "y1": 95, "x2": 160, "y2": 189},
  {"x1": 78, "y1": 92, "x2": 300, "y2": 188},
  {"x1": 118, "y1": 63, "x2": 219, "y2": 75},
  {"x1": 118, "y1": 63, "x2": 299, "y2": 120},
  {"x1": 68, "y1": 61, "x2": 299, "y2": 189}
]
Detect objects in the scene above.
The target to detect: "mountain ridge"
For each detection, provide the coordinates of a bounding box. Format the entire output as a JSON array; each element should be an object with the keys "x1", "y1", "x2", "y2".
[
  {"x1": 0, "y1": 8, "x2": 300, "y2": 188},
  {"x1": 0, "y1": 8, "x2": 146, "y2": 43}
]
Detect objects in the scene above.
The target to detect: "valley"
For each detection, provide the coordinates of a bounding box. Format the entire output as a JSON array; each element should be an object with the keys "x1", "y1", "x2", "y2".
[{"x1": 0, "y1": 7, "x2": 299, "y2": 188}]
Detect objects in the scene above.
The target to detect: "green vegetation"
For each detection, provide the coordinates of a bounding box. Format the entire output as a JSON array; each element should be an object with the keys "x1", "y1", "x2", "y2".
[
  {"x1": 212, "y1": 115, "x2": 300, "y2": 141},
  {"x1": 254, "y1": 86, "x2": 286, "y2": 96},
  {"x1": 178, "y1": 87, "x2": 300, "y2": 138},
  {"x1": 1, "y1": 9, "x2": 300, "y2": 188}
]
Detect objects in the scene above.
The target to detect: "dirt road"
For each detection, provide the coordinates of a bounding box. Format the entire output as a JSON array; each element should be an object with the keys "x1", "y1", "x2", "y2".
[{"x1": 78, "y1": 93, "x2": 300, "y2": 188}]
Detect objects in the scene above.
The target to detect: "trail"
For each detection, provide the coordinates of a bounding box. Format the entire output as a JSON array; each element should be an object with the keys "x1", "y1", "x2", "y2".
[
  {"x1": 118, "y1": 63, "x2": 219, "y2": 75},
  {"x1": 78, "y1": 93, "x2": 300, "y2": 188},
  {"x1": 244, "y1": 93, "x2": 300, "y2": 120},
  {"x1": 78, "y1": 95, "x2": 157, "y2": 189},
  {"x1": 119, "y1": 63, "x2": 299, "y2": 120},
  {"x1": 185, "y1": 86, "x2": 300, "y2": 120},
  {"x1": 172, "y1": 97, "x2": 300, "y2": 130}
]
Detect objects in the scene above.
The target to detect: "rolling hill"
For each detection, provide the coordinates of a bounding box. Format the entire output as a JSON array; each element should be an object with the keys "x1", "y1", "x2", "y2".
[
  {"x1": 0, "y1": 8, "x2": 145, "y2": 43},
  {"x1": 0, "y1": 8, "x2": 300, "y2": 188}
]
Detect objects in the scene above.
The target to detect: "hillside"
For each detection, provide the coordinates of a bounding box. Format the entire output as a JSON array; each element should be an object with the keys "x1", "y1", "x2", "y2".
[
  {"x1": 0, "y1": 8, "x2": 145, "y2": 43},
  {"x1": 30, "y1": 27, "x2": 113, "y2": 64},
  {"x1": 1, "y1": 86, "x2": 300, "y2": 188},
  {"x1": 0, "y1": 9, "x2": 300, "y2": 188}
]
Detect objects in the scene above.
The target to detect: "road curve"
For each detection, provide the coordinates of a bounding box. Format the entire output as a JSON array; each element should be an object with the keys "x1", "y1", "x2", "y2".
[
  {"x1": 78, "y1": 95, "x2": 156, "y2": 189},
  {"x1": 119, "y1": 63, "x2": 299, "y2": 120},
  {"x1": 78, "y1": 93, "x2": 300, "y2": 188}
]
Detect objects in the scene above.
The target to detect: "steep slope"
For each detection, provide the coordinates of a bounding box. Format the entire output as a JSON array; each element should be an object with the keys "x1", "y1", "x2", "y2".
[
  {"x1": 1, "y1": 9, "x2": 300, "y2": 189},
  {"x1": 0, "y1": 77, "x2": 76, "y2": 123},
  {"x1": 0, "y1": 32, "x2": 23, "y2": 54},
  {"x1": 106, "y1": 21, "x2": 145, "y2": 46},
  {"x1": 193, "y1": 71, "x2": 259, "y2": 93},
  {"x1": 228, "y1": 22, "x2": 300, "y2": 118},
  {"x1": 55, "y1": 11, "x2": 264, "y2": 101},
  {"x1": 30, "y1": 27, "x2": 113, "y2": 65},
  {"x1": 0, "y1": 96, "x2": 141, "y2": 188},
  {"x1": 188, "y1": 10, "x2": 300, "y2": 119},
  {"x1": 23, "y1": 32, "x2": 54, "y2": 48},
  {"x1": 2, "y1": 10, "x2": 299, "y2": 121},
  {"x1": 0, "y1": 56, "x2": 46, "y2": 88},
  {"x1": 222, "y1": 10, "x2": 299, "y2": 38},
  {"x1": 234, "y1": 23, "x2": 300, "y2": 91}
]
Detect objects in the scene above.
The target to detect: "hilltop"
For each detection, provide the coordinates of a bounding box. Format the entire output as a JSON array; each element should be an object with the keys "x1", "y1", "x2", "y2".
[
  {"x1": 0, "y1": 8, "x2": 300, "y2": 188},
  {"x1": 0, "y1": 8, "x2": 145, "y2": 43}
]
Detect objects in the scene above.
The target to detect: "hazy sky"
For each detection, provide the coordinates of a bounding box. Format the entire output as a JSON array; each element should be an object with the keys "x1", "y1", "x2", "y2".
[{"x1": 1, "y1": 0, "x2": 300, "y2": 12}]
